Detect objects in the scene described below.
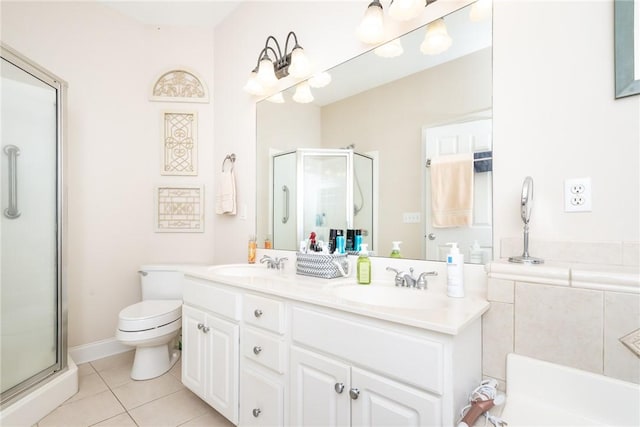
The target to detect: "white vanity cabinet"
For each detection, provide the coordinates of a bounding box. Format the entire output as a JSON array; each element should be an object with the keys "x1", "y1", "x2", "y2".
[{"x1": 182, "y1": 278, "x2": 241, "y2": 425}]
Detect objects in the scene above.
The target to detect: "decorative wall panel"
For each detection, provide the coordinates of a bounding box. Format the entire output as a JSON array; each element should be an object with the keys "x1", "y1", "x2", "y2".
[
  {"x1": 155, "y1": 185, "x2": 204, "y2": 233},
  {"x1": 151, "y1": 69, "x2": 209, "y2": 103},
  {"x1": 162, "y1": 112, "x2": 197, "y2": 176}
]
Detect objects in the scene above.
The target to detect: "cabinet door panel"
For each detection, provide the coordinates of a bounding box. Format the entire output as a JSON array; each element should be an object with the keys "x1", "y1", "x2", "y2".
[
  {"x1": 205, "y1": 314, "x2": 239, "y2": 425},
  {"x1": 351, "y1": 367, "x2": 441, "y2": 427},
  {"x1": 290, "y1": 346, "x2": 350, "y2": 427},
  {"x1": 182, "y1": 305, "x2": 206, "y2": 395}
]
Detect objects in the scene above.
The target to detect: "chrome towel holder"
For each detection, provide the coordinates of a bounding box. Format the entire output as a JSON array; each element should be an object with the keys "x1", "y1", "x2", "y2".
[{"x1": 222, "y1": 153, "x2": 236, "y2": 172}]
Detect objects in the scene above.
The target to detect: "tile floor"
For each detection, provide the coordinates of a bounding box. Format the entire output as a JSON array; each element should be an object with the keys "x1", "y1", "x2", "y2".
[{"x1": 36, "y1": 351, "x2": 234, "y2": 427}]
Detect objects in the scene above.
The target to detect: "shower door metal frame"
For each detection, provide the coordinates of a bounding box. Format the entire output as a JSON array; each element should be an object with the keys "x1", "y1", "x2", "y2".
[{"x1": 1, "y1": 43, "x2": 68, "y2": 407}]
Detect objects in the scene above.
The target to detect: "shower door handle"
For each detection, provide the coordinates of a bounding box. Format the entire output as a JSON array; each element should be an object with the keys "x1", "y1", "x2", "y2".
[
  {"x1": 282, "y1": 185, "x2": 290, "y2": 224},
  {"x1": 3, "y1": 145, "x2": 21, "y2": 219}
]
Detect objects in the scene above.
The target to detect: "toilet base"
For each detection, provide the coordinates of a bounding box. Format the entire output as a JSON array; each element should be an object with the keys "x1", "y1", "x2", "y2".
[{"x1": 130, "y1": 344, "x2": 180, "y2": 381}]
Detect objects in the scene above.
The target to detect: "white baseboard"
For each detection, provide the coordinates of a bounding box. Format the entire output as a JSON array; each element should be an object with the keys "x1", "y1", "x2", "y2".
[{"x1": 69, "y1": 337, "x2": 131, "y2": 364}]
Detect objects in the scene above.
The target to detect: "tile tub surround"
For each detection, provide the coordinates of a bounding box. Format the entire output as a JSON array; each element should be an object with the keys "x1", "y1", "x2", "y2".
[{"x1": 483, "y1": 260, "x2": 640, "y2": 389}]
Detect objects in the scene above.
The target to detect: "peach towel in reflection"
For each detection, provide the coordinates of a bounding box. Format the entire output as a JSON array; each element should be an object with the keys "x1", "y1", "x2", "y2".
[{"x1": 430, "y1": 153, "x2": 473, "y2": 227}]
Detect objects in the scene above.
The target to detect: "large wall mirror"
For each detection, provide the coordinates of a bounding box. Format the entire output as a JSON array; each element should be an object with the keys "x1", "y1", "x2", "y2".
[{"x1": 256, "y1": 2, "x2": 493, "y2": 263}]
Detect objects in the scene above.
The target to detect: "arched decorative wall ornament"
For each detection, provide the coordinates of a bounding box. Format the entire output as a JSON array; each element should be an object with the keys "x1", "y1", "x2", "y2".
[{"x1": 150, "y1": 68, "x2": 209, "y2": 103}]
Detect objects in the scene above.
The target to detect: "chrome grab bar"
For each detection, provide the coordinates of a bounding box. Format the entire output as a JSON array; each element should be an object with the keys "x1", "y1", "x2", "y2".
[
  {"x1": 282, "y1": 185, "x2": 290, "y2": 224},
  {"x1": 3, "y1": 145, "x2": 21, "y2": 219}
]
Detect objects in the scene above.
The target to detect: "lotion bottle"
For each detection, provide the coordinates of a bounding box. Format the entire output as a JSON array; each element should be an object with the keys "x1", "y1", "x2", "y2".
[
  {"x1": 357, "y1": 244, "x2": 371, "y2": 285},
  {"x1": 446, "y1": 242, "x2": 465, "y2": 297}
]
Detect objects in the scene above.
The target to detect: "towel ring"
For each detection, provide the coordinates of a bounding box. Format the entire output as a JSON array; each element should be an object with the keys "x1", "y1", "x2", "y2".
[{"x1": 222, "y1": 153, "x2": 236, "y2": 172}]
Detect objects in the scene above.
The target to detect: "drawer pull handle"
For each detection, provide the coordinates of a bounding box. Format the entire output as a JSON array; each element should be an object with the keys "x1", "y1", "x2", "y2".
[
  {"x1": 334, "y1": 382, "x2": 345, "y2": 394},
  {"x1": 254, "y1": 309, "x2": 263, "y2": 318},
  {"x1": 197, "y1": 323, "x2": 204, "y2": 330},
  {"x1": 253, "y1": 408, "x2": 261, "y2": 417},
  {"x1": 349, "y1": 388, "x2": 360, "y2": 400},
  {"x1": 253, "y1": 346, "x2": 262, "y2": 355},
  {"x1": 202, "y1": 326, "x2": 210, "y2": 333}
]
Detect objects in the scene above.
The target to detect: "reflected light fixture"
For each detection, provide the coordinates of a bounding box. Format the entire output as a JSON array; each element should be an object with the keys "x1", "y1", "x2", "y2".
[
  {"x1": 266, "y1": 92, "x2": 285, "y2": 104},
  {"x1": 308, "y1": 71, "x2": 332, "y2": 88},
  {"x1": 244, "y1": 31, "x2": 312, "y2": 96},
  {"x1": 420, "y1": 18, "x2": 452, "y2": 55},
  {"x1": 374, "y1": 38, "x2": 404, "y2": 58},
  {"x1": 292, "y1": 81, "x2": 314, "y2": 103}
]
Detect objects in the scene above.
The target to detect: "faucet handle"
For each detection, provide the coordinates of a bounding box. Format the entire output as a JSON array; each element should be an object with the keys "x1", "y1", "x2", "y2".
[
  {"x1": 275, "y1": 257, "x2": 288, "y2": 270},
  {"x1": 385, "y1": 267, "x2": 404, "y2": 287},
  {"x1": 416, "y1": 271, "x2": 438, "y2": 290}
]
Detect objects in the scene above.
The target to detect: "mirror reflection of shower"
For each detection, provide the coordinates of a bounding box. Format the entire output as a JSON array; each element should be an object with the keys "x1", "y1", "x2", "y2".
[{"x1": 271, "y1": 148, "x2": 375, "y2": 252}]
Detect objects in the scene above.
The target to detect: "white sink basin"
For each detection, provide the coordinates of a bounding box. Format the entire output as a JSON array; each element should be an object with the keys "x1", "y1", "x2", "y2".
[
  {"x1": 208, "y1": 264, "x2": 282, "y2": 277},
  {"x1": 334, "y1": 285, "x2": 447, "y2": 310}
]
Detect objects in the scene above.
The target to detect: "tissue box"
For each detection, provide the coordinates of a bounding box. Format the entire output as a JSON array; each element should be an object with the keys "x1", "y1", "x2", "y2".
[{"x1": 296, "y1": 252, "x2": 348, "y2": 279}]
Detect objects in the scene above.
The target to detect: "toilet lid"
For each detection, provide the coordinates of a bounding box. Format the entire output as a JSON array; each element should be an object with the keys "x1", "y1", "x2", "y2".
[{"x1": 118, "y1": 299, "x2": 182, "y2": 332}]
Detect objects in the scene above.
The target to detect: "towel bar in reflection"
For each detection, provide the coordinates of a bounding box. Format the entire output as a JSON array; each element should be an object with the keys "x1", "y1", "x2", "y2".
[{"x1": 3, "y1": 145, "x2": 21, "y2": 219}]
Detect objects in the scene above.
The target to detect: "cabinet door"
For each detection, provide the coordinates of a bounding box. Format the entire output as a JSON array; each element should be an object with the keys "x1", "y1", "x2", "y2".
[
  {"x1": 290, "y1": 346, "x2": 350, "y2": 427},
  {"x1": 350, "y1": 367, "x2": 441, "y2": 427},
  {"x1": 240, "y1": 366, "x2": 284, "y2": 426},
  {"x1": 204, "y1": 314, "x2": 240, "y2": 425},
  {"x1": 182, "y1": 305, "x2": 206, "y2": 396}
]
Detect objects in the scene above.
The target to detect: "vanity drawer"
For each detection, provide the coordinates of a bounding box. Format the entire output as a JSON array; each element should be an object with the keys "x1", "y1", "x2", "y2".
[
  {"x1": 183, "y1": 277, "x2": 241, "y2": 321},
  {"x1": 240, "y1": 367, "x2": 284, "y2": 427},
  {"x1": 243, "y1": 327, "x2": 286, "y2": 374},
  {"x1": 243, "y1": 293, "x2": 285, "y2": 334},
  {"x1": 291, "y1": 306, "x2": 444, "y2": 394}
]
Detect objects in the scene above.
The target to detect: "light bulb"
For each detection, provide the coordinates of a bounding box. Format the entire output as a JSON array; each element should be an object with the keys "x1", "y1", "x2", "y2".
[
  {"x1": 257, "y1": 57, "x2": 278, "y2": 87},
  {"x1": 388, "y1": 0, "x2": 423, "y2": 22},
  {"x1": 243, "y1": 71, "x2": 265, "y2": 96},
  {"x1": 374, "y1": 38, "x2": 404, "y2": 58},
  {"x1": 470, "y1": 0, "x2": 492, "y2": 22},
  {"x1": 266, "y1": 92, "x2": 285, "y2": 103},
  {"x1": 308, "y1": 71, "x2": 331, "y2": 88},
  {"x1": 293, "y1": 81, "x2": 314, "y2": 104},
  {"x1": 356, "y1": 1, "x2": 385, "y2": 45},
  {"x1": 420, "y1": 18, "x2": 452, "y2": 55},
  {"x1": 288, "y1": 46, "x2": 312, "y2": 78}
]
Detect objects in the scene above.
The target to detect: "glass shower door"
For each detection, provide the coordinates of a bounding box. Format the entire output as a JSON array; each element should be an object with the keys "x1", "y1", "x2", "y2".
[{"x1": 1, "y1": 54, "x2": 62, "y2": 402}]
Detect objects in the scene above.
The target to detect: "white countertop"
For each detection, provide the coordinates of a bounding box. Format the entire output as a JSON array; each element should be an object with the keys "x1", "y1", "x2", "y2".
[{"x1": 179, "y1": 263, "x2": 490, "y2": 336}]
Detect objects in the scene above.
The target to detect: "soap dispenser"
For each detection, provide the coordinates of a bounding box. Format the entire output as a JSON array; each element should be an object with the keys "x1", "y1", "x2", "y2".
[
  {"x1": 446, "y1": 243, "x2": 465, "y2": 298},
  {"x1": 357, "y1": 244, "x2": 371, "y2": 285},
  {"x1": 469, "y1": 240, "x2": 483, "y2": 264},
  {"x1": 390, "y1": 241, "x2": 402, "y2": 258}
]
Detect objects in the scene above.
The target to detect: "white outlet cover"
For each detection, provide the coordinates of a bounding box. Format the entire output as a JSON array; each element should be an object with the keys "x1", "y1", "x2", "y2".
[{"x1": 564, "y1": 178, "x2": 592, "y2": 212}]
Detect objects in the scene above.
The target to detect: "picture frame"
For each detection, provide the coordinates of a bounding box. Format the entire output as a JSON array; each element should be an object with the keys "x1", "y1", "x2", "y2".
[
  {"x1": 155, "y1": 185, "x2": 204, "y2": 233},
  {"x1": 161, "y1": 111, "x2": 198, "y2": 176}
]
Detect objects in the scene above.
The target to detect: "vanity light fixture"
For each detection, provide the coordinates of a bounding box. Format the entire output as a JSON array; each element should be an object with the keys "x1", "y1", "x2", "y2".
[
  {"x1": 243, "y1": 31, "x2": 312, "y2": 96},
  {"x1": 357, "y1": 0, "x2": 438, "y2": 45},
  {"x1": 292, "y1": 81, "x2": 314, "y2": 103},
  {"x1": 469, "y1": 0, "x2": 492, "y2": 22},
  {"x1": 420, "y1": 18, "x2": 452, "y2": 54},
  {"x1": 388, "y1": 0, "x2": 424, "y2": 21}
]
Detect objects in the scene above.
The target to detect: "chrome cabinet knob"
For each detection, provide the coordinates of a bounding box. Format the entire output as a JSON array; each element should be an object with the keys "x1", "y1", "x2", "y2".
[
  {"x1": 202, "y1": 326, "x2": 210, "y2": 333},
  {"x1": 254, "y1": 309, "x2": 263, "y2": 318},
  {"x1": 252, "y1": 408, "x2": 261, "y2": 417},
  {"x1": 253, "y1": 346, "x2": 262, "y2": 355},
  {"x1": 334, "y1": 382, "x2": 345, "y2": 394},
  {"x1": 428, "y1": 233, "x2": 436, "y2": 240},
  {"x1": 197, "y1": 323, "x2": 204, "y2": 330},
  {"x1": 349, "y1": 388, "x2": 360, "y2": 400}
]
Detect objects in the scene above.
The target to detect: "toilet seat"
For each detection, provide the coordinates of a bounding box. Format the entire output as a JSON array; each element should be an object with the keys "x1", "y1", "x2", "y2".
[{"x1": 118, "y1": 299, "x2": 182, "y2": 332}]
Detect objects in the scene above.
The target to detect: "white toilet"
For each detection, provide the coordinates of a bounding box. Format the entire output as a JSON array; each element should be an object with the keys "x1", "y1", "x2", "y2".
[{"x1": 116, "y1": 266, "x2": 183, "y2": 380}]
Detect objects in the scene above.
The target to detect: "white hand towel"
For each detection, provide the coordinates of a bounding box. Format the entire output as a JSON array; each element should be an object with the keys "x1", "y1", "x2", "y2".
[
  {"x1": 216, "y1": 168, "x2": 236, "y2": 215},
  {"x1": 430, "y1": 153, "x2": 474, "y2": 228}
]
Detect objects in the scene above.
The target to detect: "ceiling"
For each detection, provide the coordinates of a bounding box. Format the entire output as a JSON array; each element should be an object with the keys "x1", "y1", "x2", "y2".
[{"x1": 99, "y1": 1, "x2": 242, "y2": 27}]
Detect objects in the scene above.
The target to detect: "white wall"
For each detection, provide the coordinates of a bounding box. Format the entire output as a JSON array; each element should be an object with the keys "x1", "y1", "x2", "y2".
[{"x1": 1, "y1": 1, "x2": 216, "y2": 347}]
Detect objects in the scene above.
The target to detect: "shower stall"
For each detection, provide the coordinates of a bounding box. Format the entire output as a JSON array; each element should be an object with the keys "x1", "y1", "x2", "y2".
[
  {"x1": 1, "y1": 44, "x2": 74, "y2": 421},
  {"x1": 272, "y1": 148, "x2": 375, "y2": 252}
]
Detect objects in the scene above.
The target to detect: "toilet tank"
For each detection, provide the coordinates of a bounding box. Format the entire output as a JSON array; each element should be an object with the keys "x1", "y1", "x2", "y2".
[{"x1": 139, "y1": 265, "x2": 184, "y2": 300}]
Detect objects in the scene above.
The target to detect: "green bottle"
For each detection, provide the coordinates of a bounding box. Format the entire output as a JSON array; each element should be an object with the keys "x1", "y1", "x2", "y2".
[
  {"x1": 357, "y1": 244, "x2": 371, "y2": 285},
  {"x1": 390, "y1": 241, "x2": 402, "y2": 258}
]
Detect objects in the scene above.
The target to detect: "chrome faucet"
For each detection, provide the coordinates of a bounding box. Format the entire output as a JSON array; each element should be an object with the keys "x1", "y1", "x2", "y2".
[
  {"x1": 386, "y1": 267, "x2": 437, "y2": 289},
  {"x1": 260, "y1": 255, "x2": 288, "y2": 270}
]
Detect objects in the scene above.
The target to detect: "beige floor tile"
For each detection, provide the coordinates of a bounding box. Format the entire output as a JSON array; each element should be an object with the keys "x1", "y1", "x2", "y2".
[
  {"x1": 65, "y1": 372, "x2": 109, "y2": 404},
  {"x1": 90, "y1": 350, "x2": 135, "y2": 373},
  {"x1": 98, "y1": 361, "x2": 135, "y2": 390},
  {"x1": 92, "y1": 412, "x2": 137, "y2": 426},
  {"x1": 168, "y1": 356, "x2": 182, "y2": 382},
  {"x1": 112, "y1": 371, "x2": 185, "y2": 410},
  {"x1": 38, "y1": 390, "x2": 125, "y2": 427},
  {"x1": 179, "y1": 407, "x2": 235, "y2": 427},
  {"x1": 129, "y1": 389, "x2": 210, "y2": 427},
  {"x1": 77, "y1": 362, "x2": 97, "y2": 377}
]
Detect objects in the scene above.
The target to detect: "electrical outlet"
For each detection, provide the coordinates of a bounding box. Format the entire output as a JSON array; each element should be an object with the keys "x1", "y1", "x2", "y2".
[
  {"x1": 564, "y1": 178, "x2": 592, "y2": 212},
  {"x1": 402, "y1": 212, "x2": 421, "y2": 223}
]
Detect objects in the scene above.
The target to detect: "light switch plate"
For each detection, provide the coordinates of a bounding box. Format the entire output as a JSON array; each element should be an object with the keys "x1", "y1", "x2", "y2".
[{"x1": 402, "y1": 212, "x2": 421, "y2": 223}]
